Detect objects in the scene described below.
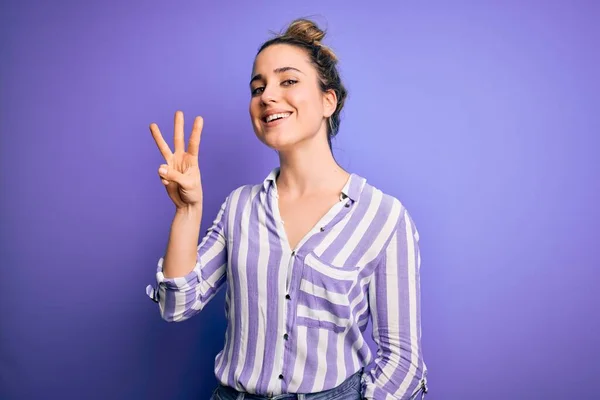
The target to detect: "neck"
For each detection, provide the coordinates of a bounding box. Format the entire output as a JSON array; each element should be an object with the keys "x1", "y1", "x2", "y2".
[{"x1": 276, "y1": 134, "x2": 349, "y2": 198}]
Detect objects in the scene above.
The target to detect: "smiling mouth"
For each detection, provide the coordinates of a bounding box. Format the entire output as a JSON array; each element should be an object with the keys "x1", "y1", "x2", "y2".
[{"x1": 263, "y1": 112, "x2": 292, "y2": 123}]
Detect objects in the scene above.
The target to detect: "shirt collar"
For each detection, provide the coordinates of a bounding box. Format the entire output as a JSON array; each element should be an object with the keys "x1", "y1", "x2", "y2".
[{"x1": 262, "y1": 167, "x2": 365, "y2": 202}]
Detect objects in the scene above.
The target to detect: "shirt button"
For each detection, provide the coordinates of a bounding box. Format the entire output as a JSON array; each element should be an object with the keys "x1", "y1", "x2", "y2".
[
  {"x1": 291, "y1": 251, "x2": 296, "y2": 256},
  {"x1": 285, "y1": 294, "x2": 291, "y2": 300},
  {"x1": 320, "y1": 227, "x2": 325, "y2": 232},
  {"x1": 283, "y1": 333, "x2": 288, "y2": 340},
  {"x1": 279, "y1": 374, "x2": 284, "y2": 379},
  {"x1": 345, "y1": 203, "x2": 351, "y2": 208}
]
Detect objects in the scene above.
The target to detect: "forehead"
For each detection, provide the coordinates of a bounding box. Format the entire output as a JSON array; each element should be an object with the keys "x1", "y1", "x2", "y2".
[{"x1": 252, "y1": 44, "x2": 312, "y2": 75}]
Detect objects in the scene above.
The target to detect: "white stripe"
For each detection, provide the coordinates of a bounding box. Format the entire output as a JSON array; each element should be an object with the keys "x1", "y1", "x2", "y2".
[
  {"x1": 214, "y1": 290, "x2": 231, "y2": 375},
  {"x1": 197, "y1": 198, "x2": 228, "y2": 266},
  {"x1": 297, "y1": 304, "x2": 348, "y2": 328},
  {"x1": 368, "y1": 265, "x2": 380, "y2": 339},
  {"x1": 350, "y1": 333, "x2": 362, "y2": 371},
  {"x1": 190, "y1": 199, "x2": 229, "y2": 311},
  {"x1": 378, "y1": 228, "x2": 401, "y2": 385},
  {"x1": 313, "y1": 201, "x2": 356, "y2": 255},
  {"x1": 267, "y1": 190, "x2": 290, "y2": 394},
  {"x1": 304, "y1": 253, "x2": 360, "y2": 280},
  {"x1": 287, "y1": 325, "x2": 308, "y2": 392},
  {"x1": 233, "y1": 186, "x2": 261, "y2": 381},
  {"x1": 216, "y1": 188, "x2": 242, "y2": 380},
  {"x1": 333, "y1": 189, "x2": 383, "y2": 266},
  {"x1": 197, "y1": 263, "x2": 226, "y2": 302},
  {"x1": 299, "y1": 278, "x2": 350, "y2": 306},
  {"x1": 247, "y1": 190, "x2": 270, "y2": 388},
  {"x1": 311, "y1": 328, "x2": 328, "y2": 392},
  {"x1": 357, "y1": 199, "x2": 402, "y2": 266},
  {"x1": 393, "y1": 211, "x2": 419, "y2": 396},
  {"x1": 335, "y1": 328, "x2": 346, "y2": 387}
]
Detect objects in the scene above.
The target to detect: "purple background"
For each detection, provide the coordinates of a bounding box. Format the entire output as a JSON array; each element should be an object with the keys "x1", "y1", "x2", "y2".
[{"x1": 1, "y1": 1, "x2": 598, "y2": 399}]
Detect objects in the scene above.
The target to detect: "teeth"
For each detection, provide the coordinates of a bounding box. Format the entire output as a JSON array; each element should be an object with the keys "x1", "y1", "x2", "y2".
[{"x1": 266, "y1": 112, "x2": 291, "y2": 123}]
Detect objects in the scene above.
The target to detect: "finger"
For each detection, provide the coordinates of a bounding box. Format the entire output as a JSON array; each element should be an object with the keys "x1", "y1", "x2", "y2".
[
  {"x1": 149, "y1": 123, "x2": 173, "y2": 161},
  {"x1": 174, "y1": 110, "x2": 185, "y2": 154},
  {"x1": 161, "y1": 178, "x2": 170, "y2": 185},
  {"x1": 187, "y1": 116, "x2": 204, "y2": 157},
  {"x1": 158, "y1": 164, "x2": 185, "y2": 186}
]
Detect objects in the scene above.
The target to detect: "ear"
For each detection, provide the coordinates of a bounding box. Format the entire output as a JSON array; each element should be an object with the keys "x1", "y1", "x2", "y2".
[{"x1": 322, "y1": 89, "x2": 337, "y2": 118}]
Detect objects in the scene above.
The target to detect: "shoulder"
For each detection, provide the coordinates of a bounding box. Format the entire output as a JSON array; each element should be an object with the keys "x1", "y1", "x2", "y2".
[
  {"x1": 223, "y1": 183, "x2": 263, "y2": 208},
  {"x1": 357, "y1": 177, "x2": 419, "y2": 239},
  {"x1": 358, "y1": 178, "x2": 408, "y2": 220},
  {"x1": 225, "y1": 167, "x2": 278, "y2": 205}
]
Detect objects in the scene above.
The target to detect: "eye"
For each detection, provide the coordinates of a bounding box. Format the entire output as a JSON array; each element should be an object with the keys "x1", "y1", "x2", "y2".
[
  {"x1": 282, "y1": 79, "x2": 298, "y2": 86},
  {"x1": 251, "y1": 86, "x2": 265, "y2": 96}
]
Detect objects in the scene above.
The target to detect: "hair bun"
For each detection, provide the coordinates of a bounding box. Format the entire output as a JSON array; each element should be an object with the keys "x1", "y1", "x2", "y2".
[
  {"x1": 284, "y1": 18, "x2": 326, "y2": 46},
  {"x1": 283, "y1": 18, "x2": 337, "y2": 62}
]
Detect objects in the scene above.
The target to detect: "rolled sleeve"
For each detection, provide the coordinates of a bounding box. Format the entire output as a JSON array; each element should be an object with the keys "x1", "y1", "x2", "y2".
[
  {"x1": 362, "y1": 206, "x2": 428, "y2": 399},
  {"x1": 145, "y1": 196, "x2": 230, "y2": 322},
  {"x1": 146, "y1": 256, "x2": 202, "y2": 301}
]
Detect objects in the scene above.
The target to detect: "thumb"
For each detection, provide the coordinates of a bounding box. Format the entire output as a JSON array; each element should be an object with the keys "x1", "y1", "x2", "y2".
[{"x1": 158, "y1": 164, "x2": 185, "y2": 185}]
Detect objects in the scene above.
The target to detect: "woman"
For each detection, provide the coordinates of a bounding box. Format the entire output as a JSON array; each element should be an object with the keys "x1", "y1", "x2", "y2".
[{"x1": 146, "y1": 18, "x2": 428, "y2": 400}]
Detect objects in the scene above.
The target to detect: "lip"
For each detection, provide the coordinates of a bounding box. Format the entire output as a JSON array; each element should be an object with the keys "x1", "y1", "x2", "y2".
[
  {"x1": 260, "y1": 109, "x2": 293, "y2": 127},
  {"x1": 261, "y1": 108, "x2": 292, "y2": 121}
]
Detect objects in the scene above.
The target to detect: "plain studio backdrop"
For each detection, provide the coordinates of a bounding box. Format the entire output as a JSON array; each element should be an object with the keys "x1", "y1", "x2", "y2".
[{"x1": 1, "y1": 1, "x2": 598, "y2": 399}]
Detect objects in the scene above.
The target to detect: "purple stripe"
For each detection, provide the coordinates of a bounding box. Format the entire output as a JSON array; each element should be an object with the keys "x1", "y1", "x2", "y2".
[
  {"x1": 201, "y1": 255, "x2": 225, "y2": 279},
  {"x1": 195, "y1": 274, "x2": 226, "y2": 306},
  {"x1": 256, "y1": 189, "x2": 283, "y2": 393},
  {"x1": 303, "y1": 269, "x2": 355, "y2": 294},
  {"x1": 321, "y1": 185, "x2": 375, "y2": 260},
  {"x1": 227, "y1": 186, "x2": 253, "y2": 385},
  {"x1": 356, "y1": 337, "x2": 372, "y2": 365},
  {"x1": 216, "y1": 289, "x2": 232, "y2": 378},
  {"x1": 408, "y1": 210, "x2": 424, "y2": 376},
  {"x1": 296, "y1": 327, "x2": 321, "y2": 392},
  {"x1": 343, "y1": 321, "x2": 363, "y2": 376},
  {"x1": 282, "y1": 321, "x2": 302, "y2": 390},
  {"x1": 323, "y1": 329, "x2": 339, "y2": 388},
  {"x1": 346, "y1": 174, "x2": 364, "y2": 200},
  {"x1": 161, "y1": 285, "x2": 177, "y2": 320},
  {"x1": 382, "y1": 211, "x2": 412, "y2": 393},
  {"x1": 368, "y1": 250, "x2": 391, "y2": 383},
  {"x1": 296, "y1": 317, "x2": 345, "y2": 333},
  {"x1": 237, "y1": 191, "x2": 262, "y2": 387},
  {"x1": 297, "y1": 294, "x2": 351, "y2": 320},
  {"x1": 346, "y1": 193, "x2": 395, "y2": 266}
]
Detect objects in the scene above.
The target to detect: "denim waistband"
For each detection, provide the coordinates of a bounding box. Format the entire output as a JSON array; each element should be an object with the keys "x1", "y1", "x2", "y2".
[{"x1": 216, "y1": 368, "x2": 363, "y2": 399}]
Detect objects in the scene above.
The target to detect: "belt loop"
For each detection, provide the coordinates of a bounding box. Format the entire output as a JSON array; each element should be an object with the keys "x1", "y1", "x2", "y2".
[
  {"x1": 297, "y1": 394, "x2": 305, "y2": 400},
  {"x1": 236, "y1": 392, "x2": 245, "y2": 400}
]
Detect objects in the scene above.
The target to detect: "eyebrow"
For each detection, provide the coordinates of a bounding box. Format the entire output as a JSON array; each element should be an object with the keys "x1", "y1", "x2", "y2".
[{"x1": 250, "y1": 67, "x2": 304, "y2": 85}]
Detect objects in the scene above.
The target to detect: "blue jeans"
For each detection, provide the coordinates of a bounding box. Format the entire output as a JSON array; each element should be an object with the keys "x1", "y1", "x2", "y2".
[{"x1": 210, "y1": 369, "x2": 363, "y2": 400}]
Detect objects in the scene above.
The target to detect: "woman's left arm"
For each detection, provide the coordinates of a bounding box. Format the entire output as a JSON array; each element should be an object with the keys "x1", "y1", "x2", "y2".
[{"x1": 361, "y1": 206, "x2": 428, "y2": 399}]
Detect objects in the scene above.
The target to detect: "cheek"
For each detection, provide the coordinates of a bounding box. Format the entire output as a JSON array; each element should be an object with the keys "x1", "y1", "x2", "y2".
[
  {"x1": 249, "y1": 99, "x2": 261, "y2": 119},
  {"x1": 290, "y1": 90, "x2": 322, "y2": 118}
]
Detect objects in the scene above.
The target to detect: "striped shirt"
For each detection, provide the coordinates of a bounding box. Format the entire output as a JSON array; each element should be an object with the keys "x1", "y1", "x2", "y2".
[{"x1": 146, "y1": 168, "x2": 428, "y2": 399}]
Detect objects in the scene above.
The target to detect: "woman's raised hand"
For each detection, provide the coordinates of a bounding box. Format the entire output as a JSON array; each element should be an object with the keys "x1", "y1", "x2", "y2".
[{"x1": 150, "y1": 111, "x2": 204, "y2": 210}]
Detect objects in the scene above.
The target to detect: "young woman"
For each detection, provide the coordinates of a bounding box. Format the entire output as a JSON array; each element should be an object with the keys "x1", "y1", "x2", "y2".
[{"x1": 146, "y1": 18, "x2": 428, "y2": 400}]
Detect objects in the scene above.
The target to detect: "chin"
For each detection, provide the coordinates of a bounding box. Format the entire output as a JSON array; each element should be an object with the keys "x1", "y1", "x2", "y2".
[
  {"x1": 260, "y1": 134, "x2": 299, "y2": 151},
  {"x1": 253, "y1": 127, "x2": 300, "y2": 150}
]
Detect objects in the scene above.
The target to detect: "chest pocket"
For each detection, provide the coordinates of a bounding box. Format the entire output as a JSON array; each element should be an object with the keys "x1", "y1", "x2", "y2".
[{"x1": 296, "y1": 252, "x2": 360, "y2": 332}]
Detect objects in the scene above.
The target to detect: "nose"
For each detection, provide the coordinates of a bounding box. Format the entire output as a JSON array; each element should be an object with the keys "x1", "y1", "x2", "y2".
[{"x1": 260, "y1": 84, "x2": 279, "y2": 105}]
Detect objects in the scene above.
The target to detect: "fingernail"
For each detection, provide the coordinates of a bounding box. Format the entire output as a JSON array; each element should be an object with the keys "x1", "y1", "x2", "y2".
[{"x1": 159, "y1": 167, "x2": 167, "y2": 175}]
